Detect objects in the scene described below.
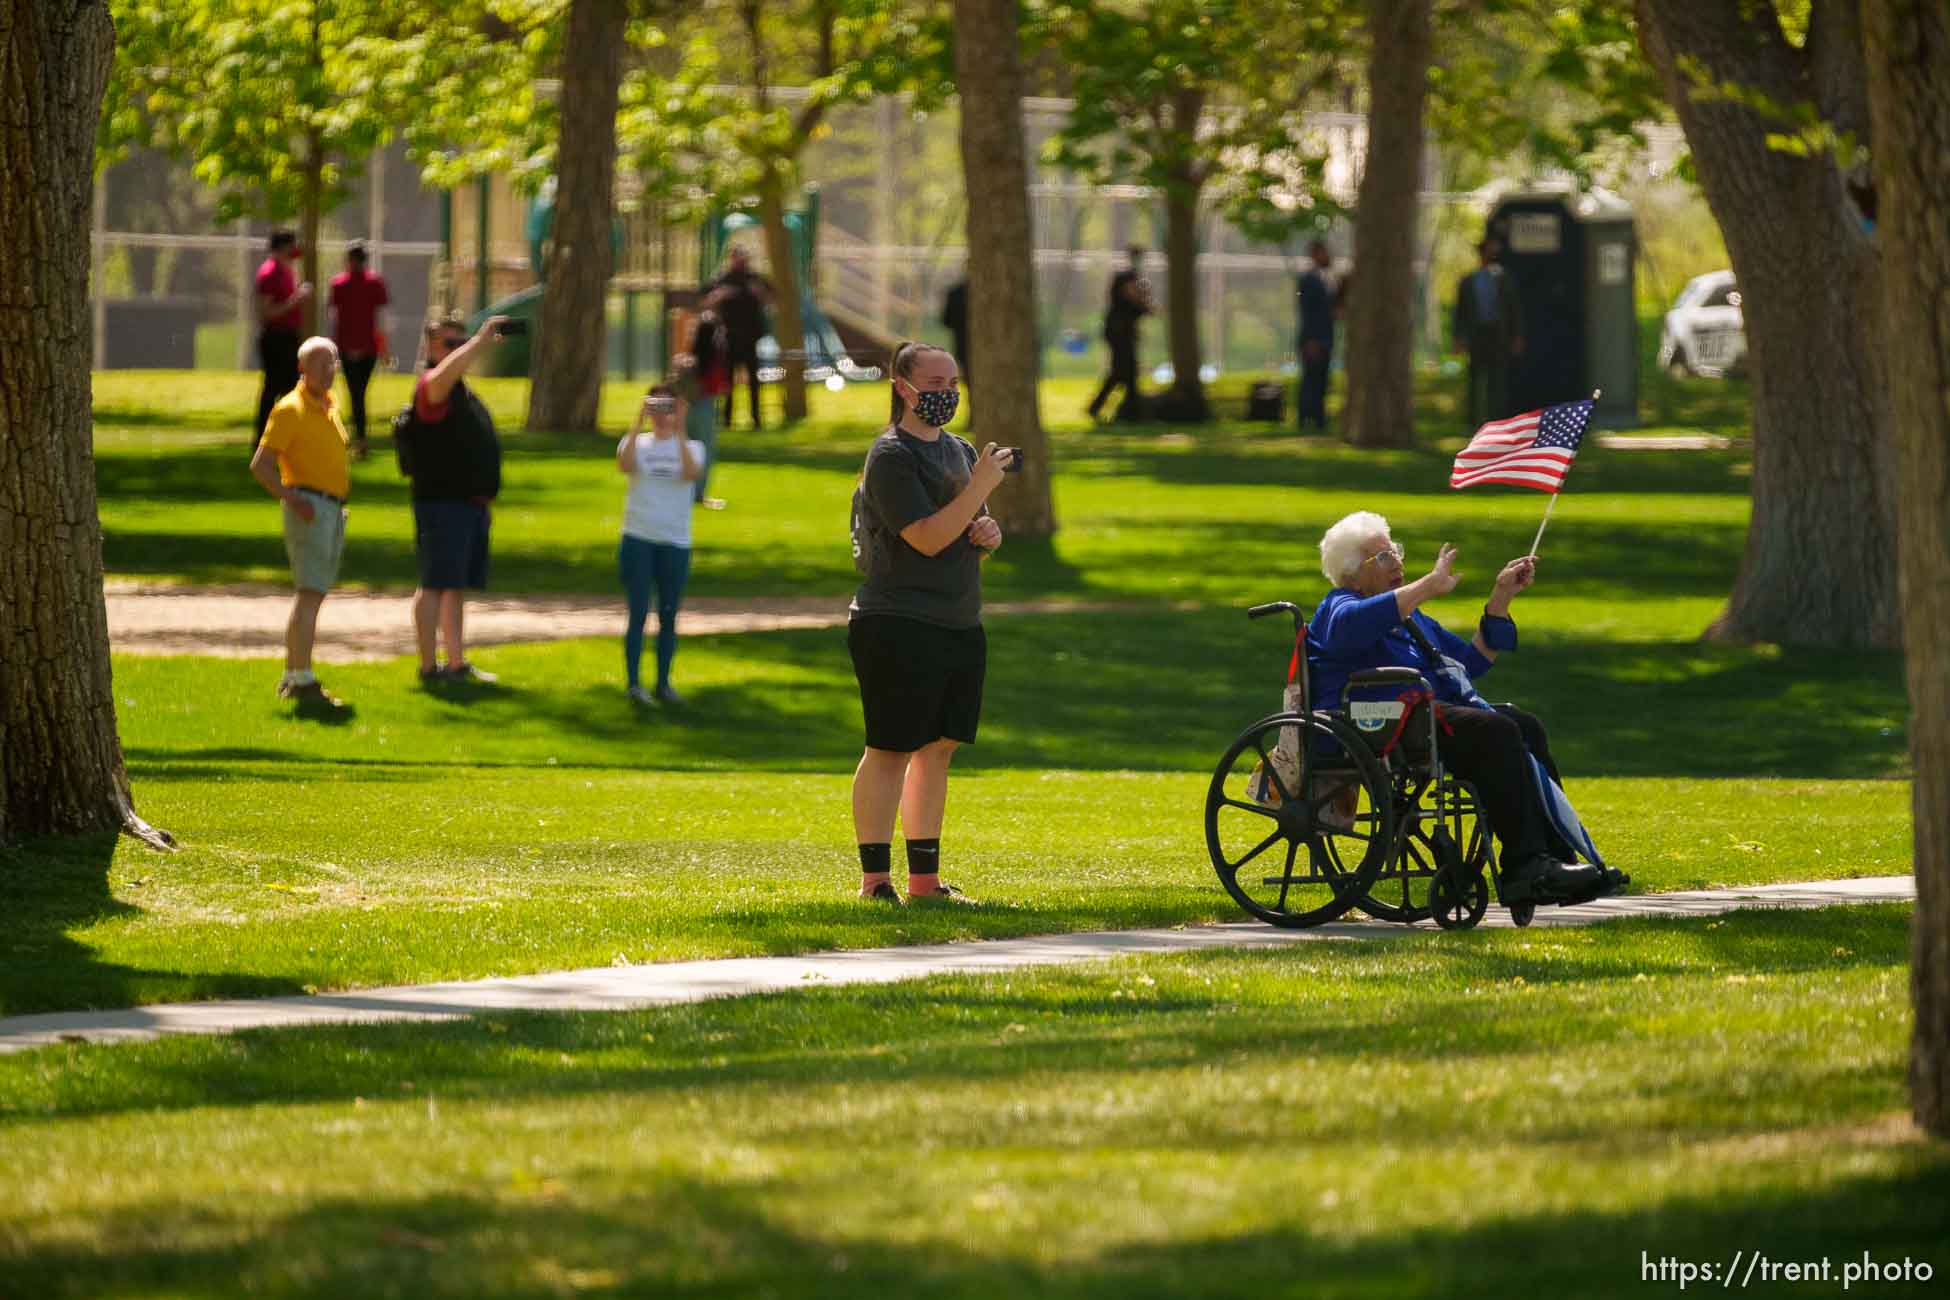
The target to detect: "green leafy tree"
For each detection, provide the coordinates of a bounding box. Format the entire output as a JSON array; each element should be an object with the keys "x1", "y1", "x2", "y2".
[
  {"x1": 104, "y1": 0, "x2": 411, "y2": 336},
  {"x1": 1031, "y1": 0, "x2": 1355, "y2": 421}
]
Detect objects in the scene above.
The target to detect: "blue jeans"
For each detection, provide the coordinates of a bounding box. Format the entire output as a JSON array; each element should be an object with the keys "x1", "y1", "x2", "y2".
[
  {"x1": 686, "y1": 395, "x2": 718, "y2": 502},
  {"x1": 619, "y1": 536, "x2": 690, "y2": 689}
]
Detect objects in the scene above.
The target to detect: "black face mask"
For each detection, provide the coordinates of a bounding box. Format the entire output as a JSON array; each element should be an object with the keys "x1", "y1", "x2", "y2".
[{"x1": 906, "y1": 385, "x2": 960, "y2": 428}]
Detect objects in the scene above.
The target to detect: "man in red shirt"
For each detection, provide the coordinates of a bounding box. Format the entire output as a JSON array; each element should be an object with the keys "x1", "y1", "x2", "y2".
[
  {"x1": 253, "y1": 229, "x2": 312, "y2": 447},
  {"x1": 328, "y1": 239, "x2": 390, "y2": 460}
]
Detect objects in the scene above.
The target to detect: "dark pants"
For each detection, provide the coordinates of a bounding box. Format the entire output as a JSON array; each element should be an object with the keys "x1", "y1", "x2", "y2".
[
  {"x1": 1089, "y1": 335, "x2": 1141, "y2": 421},
  {"x1": 341, "y1": 354, "x2": 377, "y2": 443},
  {"x1": 254, "y1": 328, "x2": 301, "y2": 446},
  {"x1": 1298, "y1": 343, "x2": 1332, "y2": 429},
  {"x1": 1433, "y1": 703, "x2": 1561, "y2": 866},
  {"x1": 619, "y1": 536, "x2": 691, "y2": 690},
  {"x1": 1464, "y1": 335, "x2": 1512, "y2": 431},
  {"x1": 722, "y1": 336, "x2": 762, "y2": 430}
]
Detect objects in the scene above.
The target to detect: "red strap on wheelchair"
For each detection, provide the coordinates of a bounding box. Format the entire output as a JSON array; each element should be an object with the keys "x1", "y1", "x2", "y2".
[
  {"x1": 1287, "y1": 625, "x2": 1307, "y2": 686},
  {"x1": 1372, "y1": 687, "x2": 1436, "y2": 758}
]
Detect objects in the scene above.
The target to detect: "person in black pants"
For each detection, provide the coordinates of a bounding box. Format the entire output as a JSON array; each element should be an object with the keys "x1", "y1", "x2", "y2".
[
  {"x1": 1087, "y1": 244, "x2": 1151, "y2": 424},
  {"x1": 704, "y1": 245, "x2": 773, "y2": 430},
  {"x1": 1307, "y1": 510, "x2": 1629, "y2": 906},
  {"x1": 941, "y1": 278, "x2": 969, "y2": 382},
  {"x1": 1296, "y1": 238, "x2": 1337, "y2": 431},
  {"x1": 253, "y1": 229, "x2": 311, "y2": 446},
  {"x1": 847, "y1": 341, "x2": 1016, "y2": 905},
  {"x1": 1452, "y1": 237, "x2": 1526, "y2": 430},
  {"x1": 328, "y1": 239, "x2": 390, "y2": 460}
]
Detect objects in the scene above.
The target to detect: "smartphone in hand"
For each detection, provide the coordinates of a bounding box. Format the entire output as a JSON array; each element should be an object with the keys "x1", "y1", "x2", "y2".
[{"x1": 999, "y1": 446, "x2": 1024, "y2": 473}]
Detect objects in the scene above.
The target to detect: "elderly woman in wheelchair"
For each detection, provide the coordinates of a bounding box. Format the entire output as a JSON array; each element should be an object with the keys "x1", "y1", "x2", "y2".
[{"x1": 1204, "y1": 510, "x2": 1625, "y2": 929}]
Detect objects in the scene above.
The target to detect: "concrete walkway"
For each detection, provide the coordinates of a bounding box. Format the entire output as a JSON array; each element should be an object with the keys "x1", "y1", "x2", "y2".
[{"x1": 0, "y1": 876, "x2": 1912, "y2": 1054}]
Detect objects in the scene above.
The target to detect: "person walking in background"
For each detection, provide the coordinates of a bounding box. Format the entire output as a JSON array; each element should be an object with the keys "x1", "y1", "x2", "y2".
[
  {"x1": 847, "y1": 341, "x2": 1014, "y2": 905},
  {"x1": 681, "y1": 303, "x2": 730, "y2": 509},
  {"x1": 407, "y1": 312, "x2": 506, "y2": 686},
  {"x1": 705, "y1": 244, "x2": 773, "y2": 431},
  {"x1": 253, "y1": 229, "x2": 311, "y2": 446},
  {"x1": 1452, "y1": 237, "x2": 1526, "y2": 431},
  {"x1": 328, "y1": 239, "x2": 389, "y2": 461},
  {"x1": 1087, "y1": 244, "x2": 1151, "y2": 424},
  {"x1": 941, "y1": 278, "x2": 969, "y2": 382},
  {"x1": 1296, "y1": 238, "x2": 1338, "y2": 432},
  {"x1": 247, "y1": 336, "x2": 352, "y2": 717},
  {"x1": 616, "y1": 384, "x2": 705, "y2": 707}
]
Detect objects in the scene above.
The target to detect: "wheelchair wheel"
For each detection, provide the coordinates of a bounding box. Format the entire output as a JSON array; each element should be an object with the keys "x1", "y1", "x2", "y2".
[
  {"x1": 1430, "y1": 858, "x2": 1490, "y2": 930},
  {"x1": 1205, "y1": 712, "x2": 1393, "y2": 928},
  {"x1": 1509, "y1": 901, "x2": 1536, "y2": 928},
  {"x1": 1344, "y1": 776, "x2": 1491, "y2": 926}
]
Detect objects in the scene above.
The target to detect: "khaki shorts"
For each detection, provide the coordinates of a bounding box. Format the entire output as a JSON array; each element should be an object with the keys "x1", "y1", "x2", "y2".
[{"x1": 282, "y1": 489, "x2": 347, "y2": 592}]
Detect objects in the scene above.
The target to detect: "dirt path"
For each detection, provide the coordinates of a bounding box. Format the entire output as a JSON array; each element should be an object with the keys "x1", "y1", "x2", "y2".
[{"x1": 104, "y1": 582, "x2": 1155, "y2": 660}]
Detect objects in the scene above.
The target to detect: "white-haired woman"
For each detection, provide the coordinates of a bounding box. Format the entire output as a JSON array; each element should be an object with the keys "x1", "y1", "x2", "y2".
[{"x1": 1307, "y1": 510, "x2": 1624, "y2": 905}]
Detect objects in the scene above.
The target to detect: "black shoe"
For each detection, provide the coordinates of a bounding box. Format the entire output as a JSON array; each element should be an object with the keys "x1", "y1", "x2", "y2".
[
  {"x1": 907, "y1": 882, "x2": 977, "y2": 907},
  {"x1": 862, "y1": 881, "x2": 903, "y2": 904},
  {"x1": 1503, "y1": 854, "x2": 1603, "y2": 905},
  {"x1": 286, "y1": 681, "x2": 351, "y2": 718}
]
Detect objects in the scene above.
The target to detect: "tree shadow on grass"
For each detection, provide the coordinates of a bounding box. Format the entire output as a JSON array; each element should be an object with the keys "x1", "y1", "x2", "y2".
[
  {"x1": 3, "y1": 1122, "x2": 1943, "y2": 1298},
  {"x1": 0, "y1": 833, "x2": 303, "y2": 1019},
  {"x1": 8, "y1": 909, "x2": 1908, "y2": 1126}
]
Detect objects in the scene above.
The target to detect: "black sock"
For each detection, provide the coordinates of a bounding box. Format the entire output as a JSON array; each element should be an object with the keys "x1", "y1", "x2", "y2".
[
  {"x1": 905, "y1": 838, "x2": 940, "y2": 876},
  {"x1": 858, "y1": 843, "x2": 892, "y2": 876}
]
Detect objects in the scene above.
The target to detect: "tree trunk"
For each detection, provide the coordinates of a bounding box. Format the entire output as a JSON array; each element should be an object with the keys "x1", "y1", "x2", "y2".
[
  {"x1": 1863, "y1": 0, "x2": 1950, "y2": 1140},
  {"x1": 1342, "y1": 0, "x2": 1429, "y2": 449},
  {"x1": 0, "y1": 0, "x2": 170, "y2": 849},
  {"x1": 1162, "y1": 171, "x2": 1209, "y2": 421},
  {"x1": 300, "y1": 134, "x2": 323, "y2": 339},
  {"x1": 757, "y1": 166, "x2": 809, "y2": 424},
  {"x1": 952, "y1": 0, "x2": 1055, "y2": 538},
  {"x1": 1637, "y1": 0, "x2": 1898, "y2": 648},
  {"x1": 527, "y1": 0, "x2": 626, "y2": 434}
]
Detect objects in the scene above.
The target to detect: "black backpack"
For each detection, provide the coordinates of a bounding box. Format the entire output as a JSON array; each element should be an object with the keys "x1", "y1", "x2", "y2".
[{"x1": 390, "y1": 402, "x2": 419, "y2": 477}]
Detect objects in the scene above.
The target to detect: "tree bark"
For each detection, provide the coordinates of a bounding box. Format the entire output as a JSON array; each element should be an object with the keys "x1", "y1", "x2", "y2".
[
  {"x1": 757, "y1": 166, "x2": 810, "y2": 424},
  {"x1": 300, "y1": 130, "x2": 323, "y2": 339},
  {"x1": 1161, "y1": 155, "x2": 1209, "y2": 421},
  {"x1": 0, "y1": 0, "x2": 169, "y2": 849},
  {"x1": 952, "y1": 0, "x2": 1055, "y2": 538},
  {"x1": 1862, "y1": 0, "x2": 1950, "y2": 1140},
  {"x1": 526, "y1": 0, "x2": 626, "y2": 434},
  {"x1": 1342, "y1": 0, "x2": 1429, "y2": 449},
  {"x1": 1637, "y1": 0, "x2": 1899, "y2": 648}
]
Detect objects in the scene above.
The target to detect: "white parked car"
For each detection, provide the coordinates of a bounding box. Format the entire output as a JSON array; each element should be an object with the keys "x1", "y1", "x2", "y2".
[{"x1": 1658, "y1": 270, "x2": 1746, "y2": 378}]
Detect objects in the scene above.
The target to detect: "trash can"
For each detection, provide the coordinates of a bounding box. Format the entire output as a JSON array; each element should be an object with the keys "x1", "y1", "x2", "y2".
[{"x1": 1487, "y1": 188, "x2": 1639, "y2": 428}]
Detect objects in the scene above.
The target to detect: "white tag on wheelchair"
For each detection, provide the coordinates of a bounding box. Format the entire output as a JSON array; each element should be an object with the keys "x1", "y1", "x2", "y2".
[{"x1": 1349, "y1": 700, "x2": 1404, "y2": 732}]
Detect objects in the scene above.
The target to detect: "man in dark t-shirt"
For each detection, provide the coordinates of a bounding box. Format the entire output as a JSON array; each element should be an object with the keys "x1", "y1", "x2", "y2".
[
  {"x1": 1296, "y1": 239, "x2": 1337, "y2": 431},
  {"x1": 407, "y1": 312, "x2": 506, "y2": 686},
  {"x1": 704, "y1": 245, "x2": 774, "y2": 431},
  {"x1": 253, "y1": 229, "x2": 312, "y2": 446}
]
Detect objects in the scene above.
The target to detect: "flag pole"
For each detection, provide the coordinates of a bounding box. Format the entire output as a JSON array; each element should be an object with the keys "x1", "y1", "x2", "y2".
[{"x1": 1528, "y1": 389, "x2": 1600, "y2": 558}]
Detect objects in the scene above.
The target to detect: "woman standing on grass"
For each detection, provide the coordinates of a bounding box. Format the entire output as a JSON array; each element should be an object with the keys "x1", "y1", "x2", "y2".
[
  {"x1": 847, "y1": 341, "x2": 1016, "y2": 904},
  {"x1": 618, "y1": 384, "x2": 705, "y2": 707}
]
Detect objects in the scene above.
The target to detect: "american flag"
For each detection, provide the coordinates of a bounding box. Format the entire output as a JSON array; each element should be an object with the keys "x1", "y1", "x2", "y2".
[{"x1": 1449, "y1": 399, "x2": 1594, "y2": 493}]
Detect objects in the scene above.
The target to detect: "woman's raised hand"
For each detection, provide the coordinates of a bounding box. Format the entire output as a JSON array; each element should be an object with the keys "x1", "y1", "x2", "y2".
[
  {"x1": 972, "y1": 443, "x2": 1015, "y2": 495},
  {"x1": 1427, "y1": 542, "x2": 1461, "y2": 596},
  {"x1": 1493, "y1": 555, "x2": 1537, "y2": 598}
]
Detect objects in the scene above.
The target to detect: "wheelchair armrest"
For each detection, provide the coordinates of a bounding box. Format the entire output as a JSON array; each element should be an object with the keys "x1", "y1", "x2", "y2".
[{"x1": 1340, "y1": 667, "x2": 1430, "y2": 711}]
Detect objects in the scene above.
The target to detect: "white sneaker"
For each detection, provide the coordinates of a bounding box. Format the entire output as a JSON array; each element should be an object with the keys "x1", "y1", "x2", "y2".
[{"x1": 626, "y1": 685, "x2": 656, "y2": 706}]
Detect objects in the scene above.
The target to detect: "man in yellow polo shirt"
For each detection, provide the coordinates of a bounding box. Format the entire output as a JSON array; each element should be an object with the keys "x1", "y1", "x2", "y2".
[{"x1": 248, "y1": 336, "x2": 353, "y2": 716}]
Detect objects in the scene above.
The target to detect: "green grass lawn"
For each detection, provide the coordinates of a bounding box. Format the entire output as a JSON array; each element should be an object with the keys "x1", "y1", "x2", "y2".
[
  {"x1": 3, "y1": 906, "x2": 1942, "y2": 1297},
  {"x1": 0, "y1": 361, "x2": 1906, "y2": 1020},
  {"x1": 0, "y1": 359, "x2": 1928, "y2": 1295}
]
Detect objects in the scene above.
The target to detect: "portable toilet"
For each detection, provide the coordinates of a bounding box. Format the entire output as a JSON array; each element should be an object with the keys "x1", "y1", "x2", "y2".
[{"x1": 1487, "y1": 188, "x2": 1639, "y2": 428}]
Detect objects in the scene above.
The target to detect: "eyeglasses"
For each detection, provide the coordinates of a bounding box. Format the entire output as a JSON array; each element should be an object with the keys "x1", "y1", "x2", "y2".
[{"x1": 1360, "y1": 542, "x2": 1405, "y2": 568}]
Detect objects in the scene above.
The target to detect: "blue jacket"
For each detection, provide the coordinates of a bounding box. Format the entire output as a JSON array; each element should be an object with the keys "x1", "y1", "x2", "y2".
[{"x1": 1306, "y1": 588, "x2": 1501, "y2": 712}]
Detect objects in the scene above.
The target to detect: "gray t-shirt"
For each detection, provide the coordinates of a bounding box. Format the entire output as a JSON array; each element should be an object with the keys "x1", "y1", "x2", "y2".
[{"x1": 849, "y1": 426, "x2": 984, "y2": 629}]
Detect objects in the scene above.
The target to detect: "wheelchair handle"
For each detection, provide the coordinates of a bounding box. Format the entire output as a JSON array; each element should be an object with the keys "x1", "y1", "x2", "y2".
[{"x1": 1248, "y1": 601, "x2": 1299, "y2": 621}]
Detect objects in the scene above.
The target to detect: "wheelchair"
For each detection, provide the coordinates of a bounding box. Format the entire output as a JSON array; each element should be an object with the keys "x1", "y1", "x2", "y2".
[{"x1": 1204, "y1": 600, "x2": 1536, "y2": 930}]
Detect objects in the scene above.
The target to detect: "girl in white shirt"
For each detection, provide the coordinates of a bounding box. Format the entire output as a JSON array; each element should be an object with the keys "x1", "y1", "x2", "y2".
[{"x1": 617, "y1": 384, "x2": 706, "y2": 705}]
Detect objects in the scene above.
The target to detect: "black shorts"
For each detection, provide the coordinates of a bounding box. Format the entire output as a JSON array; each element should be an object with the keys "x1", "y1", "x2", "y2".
[
  {"x1": 413, "y1": 500, "x2": 491, "y2": 590},
  {"x1": 848, "y1": 614, "x2": 986, "y2": 753}
]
